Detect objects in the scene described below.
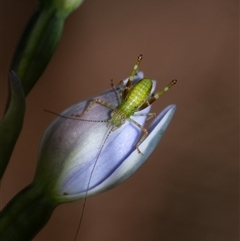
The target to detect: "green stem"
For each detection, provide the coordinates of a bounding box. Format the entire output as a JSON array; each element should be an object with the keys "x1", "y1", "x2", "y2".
[
  {"x1": 11, "y1": 5, "x2": 65, "y2": 96},
  {"x1": 0, "y1": 72, "x2": 25, "y2": 179},
  {"x1": 0, "y1": 183, "x2": 58, "y2": 241}
]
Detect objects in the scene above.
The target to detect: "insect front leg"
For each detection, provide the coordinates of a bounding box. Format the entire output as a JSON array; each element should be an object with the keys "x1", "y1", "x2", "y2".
[{"x1": 72, "y1": 98, "x2": 116, "y2": 118}]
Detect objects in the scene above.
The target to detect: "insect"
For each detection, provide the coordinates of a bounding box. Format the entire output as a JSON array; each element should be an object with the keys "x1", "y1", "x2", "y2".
[
  {"x1": 46, "y1": 54, "x2": 177, "y2": 240},
  {"x1": 66, "y1": 54, "x2": 176, "y2": 154}
]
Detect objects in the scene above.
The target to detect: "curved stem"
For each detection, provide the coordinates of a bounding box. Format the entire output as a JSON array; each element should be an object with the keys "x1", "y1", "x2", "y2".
[{"x1": 0, "y1": 183, "x2": 58, "y2": 241}]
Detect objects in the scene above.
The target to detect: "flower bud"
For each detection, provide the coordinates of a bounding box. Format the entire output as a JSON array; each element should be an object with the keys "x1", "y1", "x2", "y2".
[{"x1": 34, "y1": 72, "x2": 176, "y2": 203}]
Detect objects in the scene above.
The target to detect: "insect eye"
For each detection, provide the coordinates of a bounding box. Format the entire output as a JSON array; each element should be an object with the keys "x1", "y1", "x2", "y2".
[{"x1": 110, "y1": 110, "x2": 116, "y2": 117}]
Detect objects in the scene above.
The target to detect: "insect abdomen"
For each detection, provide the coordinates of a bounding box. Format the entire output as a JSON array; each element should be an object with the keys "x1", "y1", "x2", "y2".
[{"x1": 120, "y1": 78, "x2": 152, "y2": 117}]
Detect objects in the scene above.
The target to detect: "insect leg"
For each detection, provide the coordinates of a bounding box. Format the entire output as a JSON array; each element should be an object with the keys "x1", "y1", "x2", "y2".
[
  {"x1": 138, "y1": 79, "x2": 177, "y2": 110},
  {"x1": 111, "y1": 79, "x2": 125, "y2": 104},
  {"x1": 133, "y1": 112, "x2": 157, "y2": 121},
  {"x1": 74, "y1": 98, "x2": 116, "y2": 118},
  {"x1": 129, "y1": 117, "x2": 149, "y2": 155},
  {"x1": 123, "y1": 54, "x2": 143, "y2": 99}
]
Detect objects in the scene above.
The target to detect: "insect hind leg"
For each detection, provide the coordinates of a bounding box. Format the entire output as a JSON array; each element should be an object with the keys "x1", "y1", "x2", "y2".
[
  {"x1": 138, "y1": 79, "x2": 177, "y2": 110},
  {"x1": 123, "y1": 54, "x2": 143, "y2": 99},
  {"x1": 111, "y1": 79, "x2": 125, "y2": 105}
]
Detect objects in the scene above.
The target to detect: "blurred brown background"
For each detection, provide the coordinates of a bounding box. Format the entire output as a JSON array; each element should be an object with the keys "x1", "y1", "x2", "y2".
[{"x1": 1, "y1": 0, "x2": 239, "y2": 241}]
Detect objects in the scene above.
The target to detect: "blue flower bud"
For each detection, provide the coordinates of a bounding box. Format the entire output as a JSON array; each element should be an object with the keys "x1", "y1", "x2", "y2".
[{"x1": 34, "y1": 72, "x2": 176, "y2": 203}]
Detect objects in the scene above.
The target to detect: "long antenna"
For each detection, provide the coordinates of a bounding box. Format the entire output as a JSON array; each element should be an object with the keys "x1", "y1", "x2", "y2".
[
  {"x1": 44, "y1": 109, "x2": 108, "y2": 123},
  {"x1": 73, "y1": 127, "x2": 114, "y2": 241}
]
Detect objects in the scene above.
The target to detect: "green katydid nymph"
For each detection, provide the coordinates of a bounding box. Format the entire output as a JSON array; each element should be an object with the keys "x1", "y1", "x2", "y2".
[{"x1": 46, "y1": 54, "x2": 176, "y2": 154}]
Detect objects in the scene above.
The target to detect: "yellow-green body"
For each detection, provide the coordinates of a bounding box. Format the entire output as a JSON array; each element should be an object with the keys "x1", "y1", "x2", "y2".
[
  {"x1": 121, "y1": 78, "x2": 152, "y2": 116},
  {"x1": 109, "y1": 78, "x2": 152, "y2": 128}
]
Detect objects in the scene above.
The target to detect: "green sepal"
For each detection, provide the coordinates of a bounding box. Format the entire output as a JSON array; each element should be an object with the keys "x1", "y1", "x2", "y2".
[{"x1": 0, "y1": 71, "x2": 25, "y2": 179}]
